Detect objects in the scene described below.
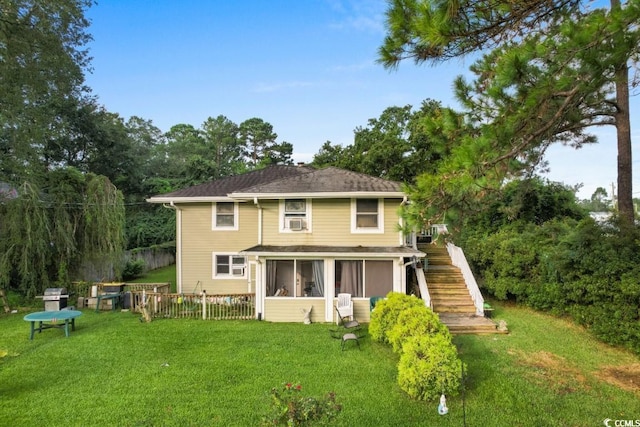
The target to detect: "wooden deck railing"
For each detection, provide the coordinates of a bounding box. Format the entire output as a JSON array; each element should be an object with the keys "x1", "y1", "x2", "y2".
[{"x1": 131, "y1": 291, "x2": 255, "y2": 320}]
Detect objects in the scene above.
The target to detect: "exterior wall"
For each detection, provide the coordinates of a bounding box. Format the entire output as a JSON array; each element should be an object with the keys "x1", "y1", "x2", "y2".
[
  {"x1": 178, "y1": 202, "x2": 258, "y2": 294},
  {"x1": 261, "y1": 198, "x2": 404, "y2": 246},
  {"x1": 176, "y1": 197, "x2": 408, "y2": 321},
  {"x1": 264, "y1": 298, "x2": 326, "y2": 323}
]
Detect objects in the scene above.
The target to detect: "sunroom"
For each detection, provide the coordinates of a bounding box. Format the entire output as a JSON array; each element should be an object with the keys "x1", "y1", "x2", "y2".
[{"x1": 242, "y1": 245, "x2": 425, "y2": 323}]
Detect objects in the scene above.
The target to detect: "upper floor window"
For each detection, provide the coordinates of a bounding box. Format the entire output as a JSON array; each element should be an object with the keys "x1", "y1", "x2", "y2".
[
  {"x1": 351, "y1": 198, "x2": 383, "y2": 233},
  {"x1": 280, "y1": 199, "x2": 311, "y2": 232},
  {"x1": 213, "y1": 202, "x2": 237, "y2": 230}
]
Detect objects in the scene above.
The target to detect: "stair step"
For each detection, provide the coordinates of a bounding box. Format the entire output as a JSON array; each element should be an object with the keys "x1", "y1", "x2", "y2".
[{"x1": 439, "y1": 314, "x2": 508, "y2": 335}]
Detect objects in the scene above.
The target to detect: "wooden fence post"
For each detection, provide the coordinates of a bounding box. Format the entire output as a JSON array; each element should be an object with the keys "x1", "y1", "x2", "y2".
[{"x1": 202, "y1": 290, "x2": 207, "y2": 320}]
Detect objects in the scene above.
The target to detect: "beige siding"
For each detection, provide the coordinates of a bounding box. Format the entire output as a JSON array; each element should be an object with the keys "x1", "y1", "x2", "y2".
[
  {"x1": 263, "y1": 298, "x2": 372, "y2": 323},
  {"x1": 264, "y1": 298, "x2": 326, "y2": 322},
  {"x1": 261, "y1": 198, "x2": 403, "y2": 247},
  {"x1": 179, "y1": 202, "x2": 258, "y2": 294}
]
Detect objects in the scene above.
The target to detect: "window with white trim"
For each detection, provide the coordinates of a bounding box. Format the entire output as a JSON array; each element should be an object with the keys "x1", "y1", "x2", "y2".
[
  {"x1": 213, "y1": 202, "x2": 238, "y2": 230},
  {"x1": 213, "y1": 254, "x2": 246, "y2": 278},
  {"x1": 351, "y1": 198, "x2": 383, "y2": 233},
  {"x1": 280, "y1": 199, "x2": 311, "y2": 232}
]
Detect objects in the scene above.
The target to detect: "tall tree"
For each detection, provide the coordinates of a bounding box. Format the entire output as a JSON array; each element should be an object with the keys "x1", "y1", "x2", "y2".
[
  {"x1": 378, "y1": 0, "x2": 640, "y2": 226},
  {"x1": 311, "y1": 100, "x2": 457, "y2": 183},
  {"x1": 239, "y1": 118, "x2": 278, "y2": 168},
  {"x1": 0, "y1": 0, "x2": 93, "y2": 185},
  {"x1": 201, "y1": 115, "x2": 244, "y2": 178}
]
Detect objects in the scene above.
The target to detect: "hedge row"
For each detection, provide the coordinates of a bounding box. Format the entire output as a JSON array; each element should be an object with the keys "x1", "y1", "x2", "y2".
[{"x1": 370, "y1": 292, "x2": 464, "y2": 401}]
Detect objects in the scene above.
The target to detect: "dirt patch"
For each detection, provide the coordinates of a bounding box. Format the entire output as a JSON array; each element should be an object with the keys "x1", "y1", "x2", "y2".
[
  {"x1": 514, "y1": 350, "x2": 587, "y2": 394},
  {"x1": 594, "y1": 364, "x2": 640, "y2": 394}
]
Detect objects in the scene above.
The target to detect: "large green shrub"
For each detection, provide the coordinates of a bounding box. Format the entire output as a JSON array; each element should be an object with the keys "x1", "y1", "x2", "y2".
[
  {"x1": 370, "y1": 292, "x2": 464, "y2": 400},
  {"x1": 459, "y1": 213, "x2": 640, "y2": 354},
  {"x1": 369, "y1": 292, "x2": 425, "y2": 344},
  {"x1": 397, "y1": 334, "x2": 463, "y2": 401},
  {"x1": 387, "y1": 305, "x2": 450, "y2": 354}
]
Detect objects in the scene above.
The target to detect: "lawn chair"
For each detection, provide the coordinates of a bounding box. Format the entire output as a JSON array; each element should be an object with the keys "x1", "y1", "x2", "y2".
[
  {"x1": 336, "y1": 293, "x2": 353, "y2": 322},
  {"x1": 330, "y1": 305, "x2": 362, "y2": 339}
]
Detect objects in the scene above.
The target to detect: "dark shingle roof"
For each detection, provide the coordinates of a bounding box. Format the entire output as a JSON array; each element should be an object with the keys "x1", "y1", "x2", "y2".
[
  {"x1": 232, "y1": 167, "x2": 402, "y2": 195},
  {"x1": 151, "y1": 165, "x2": 315, "y2": 198},
  {"x1": 148, "y1": 166, "x2": 403, "y2": 202}
]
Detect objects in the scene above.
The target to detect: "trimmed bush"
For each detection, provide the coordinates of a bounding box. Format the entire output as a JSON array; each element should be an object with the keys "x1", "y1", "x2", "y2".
[
  {"x1": 387, "y1": 305, "x2": 450, "y2": 354},
  {"x1": 397, "y1": 334, "x2": 463, "y2": 401},
  {"x1": 369, "y1": 292, "x2": 425, "y2": 344}
]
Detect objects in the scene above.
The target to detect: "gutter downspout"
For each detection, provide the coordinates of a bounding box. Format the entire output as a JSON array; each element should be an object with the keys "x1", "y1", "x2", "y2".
[
  {"x1": 163, "y1": 201, "x2": 182, "y2": 294},
  {"x1": 253, "y1": 197, "x2": 263, "y2": 320},
  {"x1": 253, "y1": 197, "x2": 262, "y2": 245}
]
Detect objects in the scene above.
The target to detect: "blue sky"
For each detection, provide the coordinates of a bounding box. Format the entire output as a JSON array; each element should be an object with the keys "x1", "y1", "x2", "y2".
[{"x1": 85, "y1": 0, "x2": 639, "y2": 200}]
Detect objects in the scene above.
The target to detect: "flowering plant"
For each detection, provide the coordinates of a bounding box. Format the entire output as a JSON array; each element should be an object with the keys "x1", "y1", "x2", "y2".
[{"x1": 261, "y1": 382, "x2": 342, "y2": 426}]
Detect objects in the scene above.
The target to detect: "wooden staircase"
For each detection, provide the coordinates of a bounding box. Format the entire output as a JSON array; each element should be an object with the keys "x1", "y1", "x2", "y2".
[{"x1": 419, "y1": 244, "x2": 505, "y2": 334}]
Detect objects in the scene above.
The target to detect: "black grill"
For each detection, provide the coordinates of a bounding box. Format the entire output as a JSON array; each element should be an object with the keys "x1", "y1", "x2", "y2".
[{"x1": 42, "y1": 288, "x2": 69, "y2": 311}]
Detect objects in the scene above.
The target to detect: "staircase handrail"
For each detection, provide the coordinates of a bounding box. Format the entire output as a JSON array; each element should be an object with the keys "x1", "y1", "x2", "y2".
[
  {"x1": 446, "y1": 242, "x2": 484, "y2": 316},
  {"x1": 414, "y1": 266, "x2": 432, "y2": 310}
]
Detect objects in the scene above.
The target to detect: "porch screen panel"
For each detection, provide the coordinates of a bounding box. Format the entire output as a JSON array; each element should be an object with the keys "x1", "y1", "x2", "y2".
[
  {"x1": 266, "y1": 260, "x2": 277, "y2": 296},
  {"x1": 365, "y1": 260, "x2": 393, "y2": 297},
  {"x1": 339, "y1": 260, "x2": 363, "y2": 297}
]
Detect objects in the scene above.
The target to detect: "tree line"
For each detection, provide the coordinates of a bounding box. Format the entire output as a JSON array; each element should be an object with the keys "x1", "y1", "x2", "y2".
[{"x1": 1, "y1": 0, "x2": 639, "y2": 353}]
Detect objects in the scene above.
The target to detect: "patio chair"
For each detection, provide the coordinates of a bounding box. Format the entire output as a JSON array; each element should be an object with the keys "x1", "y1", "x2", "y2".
[
  {"x1": 330, "y1": 305, "x2": 362, "y2": 339},
  {"x1": 336, "y1": 293, "x2": 353, "y2": 322}
]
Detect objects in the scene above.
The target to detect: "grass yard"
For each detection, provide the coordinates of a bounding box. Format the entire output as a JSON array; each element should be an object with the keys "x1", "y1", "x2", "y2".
[{"x1": 1, "y1": 288, "x2": 639, "y2": 426}]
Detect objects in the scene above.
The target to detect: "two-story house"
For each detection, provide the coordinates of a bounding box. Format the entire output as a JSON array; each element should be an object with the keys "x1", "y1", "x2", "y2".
[{"x1": 147, "y1": 165, "x2": 425, "y2": 323}]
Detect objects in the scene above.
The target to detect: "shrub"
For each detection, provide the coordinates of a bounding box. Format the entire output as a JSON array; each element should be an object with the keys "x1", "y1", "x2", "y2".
[
  {"x1": 122, "y1": 258, "x2": 145, "y2": 280},
  {"x1": 397, "y1": 334, "x2": 464, "y2": 401},
  {"x1": 261, "y1": 383, "x2": 341, "y2": 426},
  {"x1": 369, "y1": 292, "x2": 425, "y2": 344},
  {"x1": 387, "y1": 305, "x2": 450, "y2": 354}
]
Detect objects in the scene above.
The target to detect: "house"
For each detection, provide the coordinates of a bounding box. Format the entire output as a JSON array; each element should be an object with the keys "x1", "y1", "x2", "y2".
[{"x1": 146, "y1": 165, "x2": 425, "y2": 323}]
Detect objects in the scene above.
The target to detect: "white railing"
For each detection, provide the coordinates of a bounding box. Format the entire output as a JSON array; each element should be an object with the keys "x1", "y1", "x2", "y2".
[
  {"x1": 414, "y1": 267, "x2": 432, "y2": 310},
  {"x1": 446, "y1": 242, "x2": 484, "y2": 316}
]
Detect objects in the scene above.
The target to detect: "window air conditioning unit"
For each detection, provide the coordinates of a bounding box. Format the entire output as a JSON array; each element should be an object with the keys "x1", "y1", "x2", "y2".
[
  {"x1": 232, "y1": 267, "x2": 245, "y2": 276},
  {"x1": 287, "y1": 217, "x2": 305, "y2": 231}
]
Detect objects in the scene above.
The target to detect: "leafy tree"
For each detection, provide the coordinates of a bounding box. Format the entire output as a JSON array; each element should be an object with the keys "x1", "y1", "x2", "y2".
[
  {"x1": 160, "y1": 124, "x2": 207, "y2": 186},
  {"x1": 0, "y1": 0, "x2": 93, "y2": 185},
  {"x1": 378, "y1": 0, "x2": 640, "y2": 227},
  {"x1": 579, "y1": 187, "x2": 612, "y2": 212},
  {"x1": 311, "y1": 100, "x2": 455, "y2": 183},
  {"x1": 0, "y1": 172, "x2": 125, "y2": 295},
  {"x1": 261, "y1": 140, "x2": 294, "y2": 166},
  {"x1": 311, "y1": 141, "x2": 347, "y2": 168},
  {"x1": 201, "y1": 115, "x2": 245, "y2": 177},
  {"x1": 239, "y1": 117, "x2": 278, "y2": 168}
]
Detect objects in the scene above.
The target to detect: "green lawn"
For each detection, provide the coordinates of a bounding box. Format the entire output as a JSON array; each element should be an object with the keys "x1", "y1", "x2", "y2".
[{"x1": 1, "y1": 286, "x2": 639, "y2": 426}]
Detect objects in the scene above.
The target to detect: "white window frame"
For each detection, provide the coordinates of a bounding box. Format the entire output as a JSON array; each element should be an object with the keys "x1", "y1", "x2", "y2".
[
  {"x1": 351, "y1": 198, "x2": 384, "y2": 234},
  {"x1": 279, "y1": 199, "x2": 312, "y2": 233},
  {"x1": 213, "y1": 254, "x2": 247, "y2": 279},
  {"x1": 212, "y1": 202, "x2": 238, "y2": 231}
]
